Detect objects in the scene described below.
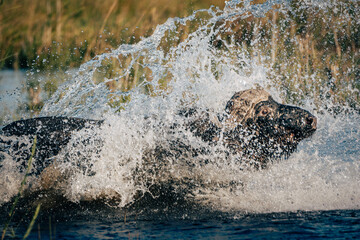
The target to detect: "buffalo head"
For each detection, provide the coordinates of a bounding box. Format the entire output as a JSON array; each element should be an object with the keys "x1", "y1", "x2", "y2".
[{"x1": 223, "y1": 89, "x2": 317, "y2": 168}]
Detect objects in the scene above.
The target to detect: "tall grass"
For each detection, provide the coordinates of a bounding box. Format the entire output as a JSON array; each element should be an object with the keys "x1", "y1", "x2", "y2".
[{"x1": 0, "y1": 0, "x2": 225, "y2": 70}]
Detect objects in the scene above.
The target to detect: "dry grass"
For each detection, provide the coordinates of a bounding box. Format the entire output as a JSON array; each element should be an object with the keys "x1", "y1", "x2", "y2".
[{"x1": 0, "y1": 0, "x2": 225, "y2": 70}]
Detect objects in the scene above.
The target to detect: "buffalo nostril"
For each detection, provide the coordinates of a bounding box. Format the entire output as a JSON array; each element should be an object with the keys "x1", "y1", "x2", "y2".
[
  {"x1": 306, "y1": 117, "x2": 313, "y2": 125},
  {"x1": 306, "y1": 116, "x2": 317, "y2": 129}
]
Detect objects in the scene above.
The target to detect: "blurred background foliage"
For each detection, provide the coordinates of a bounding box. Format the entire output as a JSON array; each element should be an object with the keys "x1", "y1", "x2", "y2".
[{"x1": 0, "y1": 0, "x2": 226, "y2": 70}]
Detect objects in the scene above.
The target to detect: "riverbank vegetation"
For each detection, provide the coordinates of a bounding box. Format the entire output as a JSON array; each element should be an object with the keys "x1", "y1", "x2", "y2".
[{"x1": 0, "y1": 0, "x2": 225, "y2": 70}]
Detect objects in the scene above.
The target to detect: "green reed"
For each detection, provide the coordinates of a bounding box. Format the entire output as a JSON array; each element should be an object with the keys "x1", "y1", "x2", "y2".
[{"x1": 1, "y1": 137, "x2": 41, "y2": 240}]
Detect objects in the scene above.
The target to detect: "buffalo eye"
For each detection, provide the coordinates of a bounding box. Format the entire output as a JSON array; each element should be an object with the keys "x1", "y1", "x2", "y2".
[{"x1": 258, "y1": 106, "x2": 273, "y2": 117}]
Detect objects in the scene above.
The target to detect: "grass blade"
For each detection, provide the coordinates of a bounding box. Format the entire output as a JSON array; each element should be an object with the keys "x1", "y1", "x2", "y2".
[
  {"x1": 1, "y1": 136, "x2": 37, "y2": 240},
  {"x1": 22, "y1": 204, "x2": 41, "y2": 240}
]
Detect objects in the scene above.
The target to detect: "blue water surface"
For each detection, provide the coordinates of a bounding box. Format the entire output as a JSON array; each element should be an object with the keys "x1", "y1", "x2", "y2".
[{"x1": 3, "y1": 206, "x2": 359, "y2": 239}]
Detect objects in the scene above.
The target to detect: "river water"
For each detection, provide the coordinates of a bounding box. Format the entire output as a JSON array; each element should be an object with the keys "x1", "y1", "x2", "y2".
[{"x1": 1, "y1": 0, "x2": 359, "y2": 239}]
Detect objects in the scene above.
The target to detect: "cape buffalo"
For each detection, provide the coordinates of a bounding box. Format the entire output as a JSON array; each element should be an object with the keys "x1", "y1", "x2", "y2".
[{"x1": 0, "y1": 89, "x2": 317, "y2": 175}]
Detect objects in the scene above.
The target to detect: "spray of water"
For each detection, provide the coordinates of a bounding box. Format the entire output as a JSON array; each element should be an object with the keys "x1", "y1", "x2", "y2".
[{"x1": 1, "y1": 0, "x2": 359, "y2": 213}]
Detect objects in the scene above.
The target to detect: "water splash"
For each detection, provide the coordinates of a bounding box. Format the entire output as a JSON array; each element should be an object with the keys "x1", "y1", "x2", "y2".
[
  {"x1": 195, "y1": 113, "x2": 360, "y2": 213},
  {"x1": 1, "y1": 0, "x2": 359, "y2": 213}
]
